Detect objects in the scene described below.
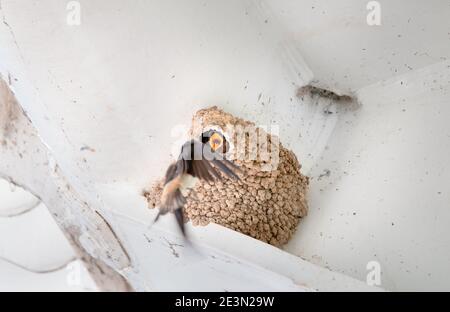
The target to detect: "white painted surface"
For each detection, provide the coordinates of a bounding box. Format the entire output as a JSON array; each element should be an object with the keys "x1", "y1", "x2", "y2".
[
  {"x1": 0, "y1": 259, "x2": 97, "y2": 292},
  {"x1": 265, "y1": 0, "x2": 450, "y2": 94},
  {"x1": 0, "y1": 179, "x2": 97, "y2": 291},
  {"x1": 0, "y1": 0, "x2": 448, "y2": 291},
  {"x1": 0, "y1": 178, "x2": 40, "y2": 217},
  {"x1": 285, "y1": 61, "x2": 450, "y2": 291}
]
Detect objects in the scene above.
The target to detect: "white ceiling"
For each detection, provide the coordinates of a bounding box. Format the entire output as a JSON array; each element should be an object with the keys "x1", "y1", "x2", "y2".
[{"x1": 264, "y1": 0, "x2": 450, "y2": 93}]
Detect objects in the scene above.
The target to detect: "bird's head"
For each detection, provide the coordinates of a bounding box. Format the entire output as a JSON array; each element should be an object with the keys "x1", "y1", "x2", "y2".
[
  {"x1": 209, "y1": 132, "x2": 224, "y2": 152},
  {"x1": 201, "y1": 130, "x2": 228, "y2": 153}
]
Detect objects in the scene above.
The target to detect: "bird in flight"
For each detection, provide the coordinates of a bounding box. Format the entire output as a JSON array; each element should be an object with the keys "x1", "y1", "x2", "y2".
[{"x1": 154, "y1": 130, "x2": 240, "y2": 236}]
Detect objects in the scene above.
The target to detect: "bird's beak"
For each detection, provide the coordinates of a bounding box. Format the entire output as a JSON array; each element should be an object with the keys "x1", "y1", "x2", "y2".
[{"x1": 211, "y1": 141, "x2": 220, "y2": 151}]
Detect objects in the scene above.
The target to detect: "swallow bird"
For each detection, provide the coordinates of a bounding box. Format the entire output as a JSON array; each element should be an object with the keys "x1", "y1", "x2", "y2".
[{"x1": 154, "y1": 131, "x2": 240, "y2": 236}]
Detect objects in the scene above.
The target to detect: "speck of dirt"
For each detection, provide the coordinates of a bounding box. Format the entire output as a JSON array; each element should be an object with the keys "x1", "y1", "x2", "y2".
[
  {"x1": 80, "y1": 145, "x2": 96, "y2": 152},
  {"x1": 317, "y1": 169, "x2": 331, "y2": 180}
]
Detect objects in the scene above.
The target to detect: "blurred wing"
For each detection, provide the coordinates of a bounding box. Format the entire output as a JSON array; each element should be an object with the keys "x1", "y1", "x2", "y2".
[
  {"x1": 164, "y1": 162, "x2": 179, "y2": 184},
  {"x1": 177, "y1": 140, "x2": 240, "y2": 181},
  {"x1": 212, "y1": 159, "x2": 241, "y2": 180}
]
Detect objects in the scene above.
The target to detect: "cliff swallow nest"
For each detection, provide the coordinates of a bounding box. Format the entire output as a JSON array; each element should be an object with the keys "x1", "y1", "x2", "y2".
[{"x1": 144, "y1": 106, "x2": 309, "y2": 247}]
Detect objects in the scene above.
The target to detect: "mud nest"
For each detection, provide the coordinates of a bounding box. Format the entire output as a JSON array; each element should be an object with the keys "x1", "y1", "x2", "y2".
[{"x1": 144, "y1": 106, "x2": 309, "y2": 247}]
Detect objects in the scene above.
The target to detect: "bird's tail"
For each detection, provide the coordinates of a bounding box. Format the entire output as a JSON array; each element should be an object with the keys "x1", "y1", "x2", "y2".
[
  {"x1": 173, "y1": 207, "x2": 186, "y2": 236},
  {"x1": 153, "y1": 188, "x2": 187, "y2": 236}
]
